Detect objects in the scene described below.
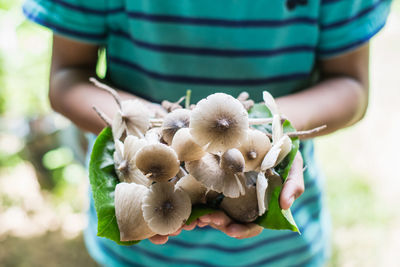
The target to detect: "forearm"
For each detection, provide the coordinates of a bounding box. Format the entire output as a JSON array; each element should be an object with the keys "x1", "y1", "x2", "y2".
[
  {"x1": 276, "y1": 77, "x2": 368, "y2": 137},
  {"x1": 49, "y1": 68, "x2": 154, "y2": 135}
]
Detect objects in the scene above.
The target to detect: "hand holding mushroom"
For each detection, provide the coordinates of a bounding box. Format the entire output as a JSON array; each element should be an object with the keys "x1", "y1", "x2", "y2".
[{"x1": 89, "y1": 80, "x2": 326, "y2": 244}]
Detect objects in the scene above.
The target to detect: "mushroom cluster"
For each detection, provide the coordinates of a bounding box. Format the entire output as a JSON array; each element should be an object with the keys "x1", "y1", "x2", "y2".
[{"x1": 91, "y1": 79, "x2": 326, "y2": 241}]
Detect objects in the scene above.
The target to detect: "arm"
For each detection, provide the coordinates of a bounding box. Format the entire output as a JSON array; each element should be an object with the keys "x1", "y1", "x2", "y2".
[
  {"x1": 277, "y1": 44, "x2": 369, "y2": 136},
  {"x1": 199, "y1": 45, "x2": 370, "y2": 239},
  {"x1": 50, "y1": 35, "x2": 164, "y2": 135}
]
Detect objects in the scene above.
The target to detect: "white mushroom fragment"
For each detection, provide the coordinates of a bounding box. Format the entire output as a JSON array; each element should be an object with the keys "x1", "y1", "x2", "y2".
[
  {"x1": 260, "y1": 135, "x2": 292, "y2": 171},
  {"x1": 115, "y1": 183, "x2": 155, "y2": 241},
  {"x1": 221, "y1": 184, "x2": 259, "y2": 223},
  {"x1": 190, "y1": 93, "x2": 248, "y2": 153},
  {"x1": 112, "y1": 100, "x2": 151, "y2": 140},
  {"x1": 145, "y1": 127, "x2": 163, "y2": 144},
  {"x1": 113, "y1": 136, "x2": 150, "y2": 186},
  {"x1": 238, "y1": 129, "x2": 271, "y2": 171},
  {"x1": 135, "y1": 143, "x2": 180, "y2": 182},
  {"x1": 176, "y1": 174, "x2": 207, "y2": 204},
  {"x1": 162, "y1": 109, "x2": 191, "y2": 145},
  {"x1": 186, "y1": 153, "x2": 246, "y2": 198},
  {"x1": 142, "y1": 182, "x2": 191, "y2": 235},
  {"x1": 171, "y1": 128, "x2": 205, "y2": 162},
  {"x1": 256, "y1": 172, "x2": 269, "y2": 216}
]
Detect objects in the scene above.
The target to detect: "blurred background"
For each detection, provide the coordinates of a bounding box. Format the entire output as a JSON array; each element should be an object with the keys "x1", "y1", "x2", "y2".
[{"x1": 0, "y1": 0, "x2": 399, "y2": 266}]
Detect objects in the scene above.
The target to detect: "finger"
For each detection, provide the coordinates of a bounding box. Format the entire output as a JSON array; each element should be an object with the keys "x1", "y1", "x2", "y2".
[
  {"x1": 225, "y1": 223, "x2": 263, "y2": 239},
  {"x1": 280, "y1": 152, "x2": 304, "y2": 210},
  {"x1": 200, "y1": 211, "x2": 232, "y2": 228},
  {"x1": 183, "y1": 220, "x2": 197, "y2": 231},
  {"x1": 149, "y1": 235, "x2": 169, "y2": 245},
  {"x1": 169, "y1": 228, "x2": 182, "y2": 236}
]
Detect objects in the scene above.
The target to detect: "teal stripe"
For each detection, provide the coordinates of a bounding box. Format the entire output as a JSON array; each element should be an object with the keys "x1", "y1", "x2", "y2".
[
  {"x1": 125, "y1": 0, "x2": 318, "y2": 20},
  {"x1": 319, "y1": 1, "x2": 390, "y2": 52},
  {"x1": 126, "y1": 21, "x2": 318, "y2": 49},
  {"x1": 107, "y1": 62, "x2": 312, "y2": 103},
  {"x1": 24, "y1": 0, "x2": 106, "y2": 33},
  {"x1": 108, "y1": 38, "x2": 314, "y2": 78},
  {"x1": 320, "y1": 0, "x2": 381, "y2": 25}
]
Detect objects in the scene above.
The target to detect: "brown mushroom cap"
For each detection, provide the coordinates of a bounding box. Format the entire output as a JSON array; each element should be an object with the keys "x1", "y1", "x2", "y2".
[
  {"x1": 142, "y1": 182, "x2": 191, "y2": 235},
  {"x1": 175, "y1": 174, "x2": 207, "y2": 204},
  {"x1": 220, "y1": 184, "x2": 258, "y2": 223},
  {"x1": 171, "y1": 128, "x2": 205, "y2": 162},
  {"x1": 113, "y1": 136, "x2": 150, "y2": 186},
  {"x1": 162, "y1": 109, "x2": 191, "y2": 145},
  {"x1": 185, "y1": 153, "x2": 245, "y2": 198},
  {"x1": 220, "y1": 148, "x2": 245, "y2": 174},
  {"x1": 114, "y1": 183, "x2": 155, "y2": 241},
  {"x1": 135, "y1": 143, "x2": 180, "y2": 182},
  {"x1": 239, "y1": 129, "x2": 272, "y2": 171},
  {"x1": 190, "y1": 93, "x2": 249, "y2": 153}
]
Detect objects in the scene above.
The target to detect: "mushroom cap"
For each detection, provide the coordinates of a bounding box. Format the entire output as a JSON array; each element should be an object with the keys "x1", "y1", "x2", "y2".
[
  {"x1": 185, "y1": 153, "x2": 245, "y2": 198},
  {"x1": 112, "y1": 100, "x2": 150, "y2": 139},
  {"x1": 142, "y1": 182, "x2": 191, "y2": 235},
  {"x1": 162, "y1": 109, "x2": 191, "y2": 145},
  {"x1": 220, "y1": 184, "x2": 258, "y2": 223},
  {"x1": 114, "y1": 136, "x2": 150, "y2": 186},
  {"x1": 135, "y1": 143, "x2": 180, "y2": 182},
  {"x1": 220, "y1": 148, "x2": 245, "y2": 174},
  {"x1": 190, "y1": 93, "x2": 249, "y2": 153},
  {"x1": 114, "y1": 183, "x2": 155, "y2": 241},
  {"x1": 239, "y1": 129, "x2": 271, "y2": 171},
  {"x1": 175, "y1": 174, "x2": 207, "y2": 204},
  {"x1": 171, "y1": 128, "x2": 205, "y2": 162},
  {"x1": 145, "y1": 127, "x2": 163, "y2": 144}
]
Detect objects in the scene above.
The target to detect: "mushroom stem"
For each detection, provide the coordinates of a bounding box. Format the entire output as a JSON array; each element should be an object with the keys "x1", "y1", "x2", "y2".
[
  {"x1": 264, "y1": 125, "x2": 327, "y2": 139},
  {"x1": 92, "y1": 105, "x2": 112, "y2": 126},
  {"x1": 89, "y1": 77, "x2": 122, "y2": 108},
  {"x1": 185, "y1": 90, "x2": 192, "y2": 109}
]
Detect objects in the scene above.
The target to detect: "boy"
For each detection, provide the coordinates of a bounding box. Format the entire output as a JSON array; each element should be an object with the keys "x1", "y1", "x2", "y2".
[{"x1": 23, "y1": 0, "x2": 391, "y2": 266}]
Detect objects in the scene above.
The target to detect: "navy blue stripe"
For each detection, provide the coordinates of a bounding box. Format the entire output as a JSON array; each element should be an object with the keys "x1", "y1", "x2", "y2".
[
  {"x1": 321, "y1": 0, "x2": 343, "y2": 4},
  {"x1": 51, "y1": 0, "x2": 123, "y2": 15},
  {"x1": 110, "y1": 29, "x2": 315, "y2": 57},
  {"x1": 23, "y1": 7, "x2": 107, "y2": 40},
  {"x1": 318, "y1": 21, "x2": 386, "y2": 55},
  {"x1": 126, "y1": 11, "x2": 317, "y2": 27},
  {"x1": 108, "y1": 55, "x2": 310, "y2": 86},
  {"x1": 321, "y1": 0, "x2": 385, "y2": 30}
]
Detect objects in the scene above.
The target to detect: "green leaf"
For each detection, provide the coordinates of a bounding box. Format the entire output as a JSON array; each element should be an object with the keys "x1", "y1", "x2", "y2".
[
  {"x1": 89, "y1": 127, "x2": 139, "y2": 246},
  {"x1": 255, "y1": 186, "x2": 300, "y2": 233},
  {"x1": 186, "y1": 205, "x2": 217, "y2": 225},
  {"x1": 249, "y1": 103, "x2": 300, "y2": 233}
]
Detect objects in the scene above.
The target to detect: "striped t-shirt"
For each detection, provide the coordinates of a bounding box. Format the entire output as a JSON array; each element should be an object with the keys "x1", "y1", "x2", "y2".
[{"x1": 23, "y1": 0, "x2": 391, "y2": 266}]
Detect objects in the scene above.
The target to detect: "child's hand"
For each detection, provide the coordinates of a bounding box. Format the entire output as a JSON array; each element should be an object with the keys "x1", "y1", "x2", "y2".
[
  {"x1": 198, "y1": 151, "x2": 304, "y2": 239},
  {"x1": 148, "y1": 220, "x2": 198, "y2": 245},
  {"x1": 149, "y1": 152, "x2": 304, "y2": 243}
]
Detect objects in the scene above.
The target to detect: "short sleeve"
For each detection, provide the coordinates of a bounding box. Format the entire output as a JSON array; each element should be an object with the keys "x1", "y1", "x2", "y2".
[
  {"x1": 317, "y1": 0, "x2": 392, "y2": 59},
  {"x1": 22, "y1": 0, "x2": 110, "y2": 44}
]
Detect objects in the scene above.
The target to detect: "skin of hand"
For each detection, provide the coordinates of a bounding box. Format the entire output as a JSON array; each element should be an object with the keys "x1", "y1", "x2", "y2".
[{"x1": 49, "y1": 35, "x2": 369, "y2": 243}]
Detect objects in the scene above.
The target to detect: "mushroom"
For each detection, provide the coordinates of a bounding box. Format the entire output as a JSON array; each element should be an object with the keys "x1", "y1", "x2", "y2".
[
  {"x1": 162, "y1": 109, "x2": 191, "y2": 145},
  {"x1": 113, "y1": 136, "x2": 150, "y2": 186},
  {"x1": 114, "y1": 182, "x2": 155, "y2": 241},
  {"x1": 256, "y1": 170, "x2": 284, "y2": 216},
  {"x1": 220, "y1": 184, "x2": 258, "y2": 223},
  {"x1": 135, "y1": 143, "x2": 180, "y2": 182},
  {"x1": 186, "y1": 153, "x2": 246, "y2": 198},
  {"x1": 171, "y1": 128, "x2": 205, "y2": 162},
  {"x1": 145, "y1": 127, "x2": 163, "y2": 144},
  {"x1": 175, "y1": 174, "x2": 207, "y2": 204},
  {"x1": 142, "y1": 182, "x2": 191, "y2": 235},
  {"x1": 220, "y1": 148, "x2": 245, "y2": 174},
  {"x1": 238, "y1": 129, "x2": 271, "y2": 171},
  {"x1": 190, "y1": 93, "x2": 249, "y2": 153},
  {"x1": 112, "y1": 99, "x2": 151, "y2": 140}
]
